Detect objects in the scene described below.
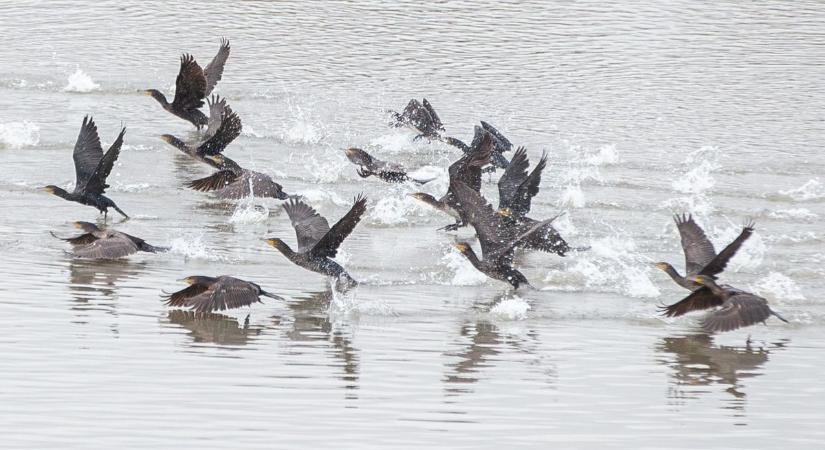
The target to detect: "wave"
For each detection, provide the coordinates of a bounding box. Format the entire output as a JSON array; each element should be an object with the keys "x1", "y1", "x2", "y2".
[
  {"x1": 0, "y1": 121, "x2": 40, "y2": 149},
  {"x1": 63, "y1": 69, "x2": 100, "y2": 93}
]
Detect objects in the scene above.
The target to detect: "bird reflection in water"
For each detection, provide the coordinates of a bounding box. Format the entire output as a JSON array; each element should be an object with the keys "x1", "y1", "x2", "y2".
[
  {"x1": 443, "y1": 293, "x2": 550, "y2": 395},
  {"x1": 271, "y1": 290, "x2": 359, "y2": 399},
  {"x1": 657, "y1": 333, "x2": 789, "y2": 415},
  {"x1": 166, "y1": 310, "x2": 262, "y2": 348},
  {"x1": 68, "y1": 258, "x2": 147, "y2": 325}
]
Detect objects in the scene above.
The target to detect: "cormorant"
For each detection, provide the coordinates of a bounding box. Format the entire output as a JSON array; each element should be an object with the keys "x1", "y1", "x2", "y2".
[
  {"x1": 444, "y1": 121, "x2": 513, "y2": 171},
  {"x1": 163, "y1": 275, "x2": 283, "y2": 313},
  {"x1": 409, "y1": 131, "x2": 493, "y2": 230},
  {"x1": 191, "y1": 154, "x2": 290, "y2": 200},
  {"x1": 52, "y1": 221, "x2": 166, "y2": 259},
  {"x1": 143, "y1": 38, "x2": 230, "y2": 129},
  {"x1": 265, "y1": 195, "x2": 367, "y2": 288},
  {"x1": 660, "y1": 275, "x2": 788, "y2": 333},
  {"x1": 389, "y1": 98, "x2": 444, "y2": 140},
  {"x1": 655, "y1": 214, "x2": 754, "y2": 290},
  {"x1": 159, "y1": 95, "x2": 242, "y2": 164},
  {"x1": 450, "y1": 181, "x2": 559, "y2": 289},
  {"x1": 44, "y1": 116, "x2": 128, "y2": 219},
  {"x1": 344, "y1": 147, "x2": 431, "y2": 184}
]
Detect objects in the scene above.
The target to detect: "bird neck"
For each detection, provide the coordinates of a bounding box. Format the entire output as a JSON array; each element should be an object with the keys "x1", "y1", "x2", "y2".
[
  {"x1": 163, "y1": 135, "x2": 188, "y2": 152},
  {"x1": 272, "y1": 241, "x2": 296, "y2": 258},
  {"x1": 460, "y1": 247, "x2": 482, "y2": 268},
  {"x1": 150, "y1": 91, "x2": 170, "y2": 108},
  {"x1": 49, "y1": 186, "x2": 73, "y2": 200},
  {"x1": 661, "y1": 264, "x2": 693, "y2": 288}
]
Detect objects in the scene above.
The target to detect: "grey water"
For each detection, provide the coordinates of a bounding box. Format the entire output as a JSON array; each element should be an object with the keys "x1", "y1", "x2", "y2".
[{"x1": 1, "y1": 1, "x2": 824, "y2": 448}]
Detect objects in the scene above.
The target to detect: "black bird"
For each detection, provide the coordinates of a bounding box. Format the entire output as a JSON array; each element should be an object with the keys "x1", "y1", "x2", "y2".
[
  {"x1": 143, "y1": 38, "x2": 230, "y2": 129},
  {"x1": 655, "y1": 214, "x2": 754, "y2": 291},
  {"x1": 389, "y1": 98, "x2": 444, "y2": 140},
  {"x1": 409, "y1": 132, "x2": 493, "y2": 231},
  {"x1": 44, "y1": 116, "x2": 128, "y2": 219},
  {"x1": 163, "y1": 275, "x2": 283, "y2": 314},
  {"x1": 344, "y1": 147, "x2": 431, "y2": 184},
  {"x1": 497, "y1": 147, "x2": 571, "y2": 256},
  {"x1": 159, "y1": 95, "x2": 242, "y2": 164},
  {"x1": 444, "y1": 121, "x2": 513, "y2": 172},
  {"x1": 660, "y1": 275, "x2": 788, "y2": 333},
  {"x1": 191, "y1": 154, "x2": 290, "y2": 200},
  {"x1": 451, "y1": 181, "x2": 558, "y2": 289},
  {"x1": 266, "y1": 195, "x2": 367, "y2": 288},
  {"x1": 52, "y1": 221, "x2": 166, "y2": 259}
]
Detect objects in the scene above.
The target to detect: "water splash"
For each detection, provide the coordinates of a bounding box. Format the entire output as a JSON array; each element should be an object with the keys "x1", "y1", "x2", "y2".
[
  {"x1": 0, "y1": 121, "x2": 40, "y2": 149},
  {"x1": 489, "y1": 296, "x2": 531, "y2": 321},
  {"x1": 168, "y1": 234, "x2": 218, "y2": 260},
  {"x1": 63, "y1": 69, "x2": 100, "y2": 93},
  {"x1": 440, "y1": 246, "x2": 488, "y2": 286},
  {"x1": 776, "y1": 179, "x2": 825, "y2": 202},
  {"x1": 662, "y1": 146, "x2": 720, "y2": 217},
  {"x1": 229, "y1": 200, "x2": 269, "y2": 224},
  {"x1": 753, "y1": 272, "x2": 805, "y2": 303}
]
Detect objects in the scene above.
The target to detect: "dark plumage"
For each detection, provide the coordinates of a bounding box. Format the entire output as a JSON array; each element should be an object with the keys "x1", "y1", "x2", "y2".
[
  {"x1": 660, "y1": 275, "x2": 788, "y2": 333},
  {"x1": 655, "y1": 214, "x2": 755, "y2": 290},
  {"x1": 190, "y1": 154, "x2": 290, "y2": 200},
  {"x1": 444, "y1": 121, "x2": 513, "y2": 172},
  {"x1": 497, "y1": 147, "x2": 570, "y2": 256},
  {"x1": 51, "y1": 221, "x2": 166, "y2": 259},
  {"x1": 344, "y1": 147, "x2": 432, "y2": 184},
  {"x1": 143, "y1": 38, "x2": 230, "y2": 129},
  {"x1": 159, "y1": 95, "x2": 242, "y2": 164},
  {"x1": 44, "y1": 116, "x2": 128, "y2": 219},
  {"x1": 451, "y1": 181, "x2": 558, "y2": 289},
  {"x1": 409, "y1": 131, "x2": 494, "y2": 230},
  {"x1": 389, "y1": 98, "x2": 444, "y2": 140},
  {"x1": 266, "y1": 195, "x2": 367, "y2": 288},
  {"x1": 163, "y1": 275, "x2": 282, "y2": 313}
]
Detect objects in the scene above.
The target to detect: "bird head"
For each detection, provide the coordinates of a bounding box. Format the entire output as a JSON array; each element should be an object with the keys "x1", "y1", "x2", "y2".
[
  {"x1": 43, "y1": 185, "x2": 57, "y2": 194},
  {"x1": 204, "y1": 154, "x2": 227, "y2": 168},
  {"x1": 265, "y1": 238, "x2": 289, "y2": 253},
  {"x1": 142, "y1": 89, "x2": 165, "y2": 102},
  {"x1": 408, "y1": 192, "x2": 436, "y2": 205},
  {"x1": 452, "y1": 242, "x2": 471, "y2": 254},
  {"x1": 654, "y1": 262, "x2": 670, "y2": 271},
  {"x1": 72, "y1": 221, "x2": 98, "y2": 232},
  {"x1": 344, "y1": 147, "x2": 370, "y2": 165}
]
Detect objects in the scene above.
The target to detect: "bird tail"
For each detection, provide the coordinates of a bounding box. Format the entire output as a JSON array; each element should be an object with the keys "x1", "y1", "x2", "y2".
[
  {"x1": 260, "y1": 290, "x2": 285, "y2": 301},
  {"x1": 113, "y1": 205, "x2": 129, "y2": 219},
  {"x1": 140, "y1": 243, "x2": 169, "y2": 253},
  {"x1": 771, "y1": 309, "x2": 790, "y2": 324}
]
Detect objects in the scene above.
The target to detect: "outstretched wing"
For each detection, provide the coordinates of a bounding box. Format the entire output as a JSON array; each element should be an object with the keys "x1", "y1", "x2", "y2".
[
  {"x1": 182, "y1": 277, "x2": 262, "y2": 313},
  {"x1": 497, "y1": 147, "x2": 530, "y2": 210},
  {"x1": 310, "y1": 194, "x2": 367, "y2": 258},
  {"x1": 510, "y1": 150, "x2": 546, "y2": 217},
  {"x1": 196, "y1": 106, "x2": 242, "y2": 156},
  {"x1": 83, "y1": 126, "x2": 126, "y2": 195},
  {"x1": 72, "y1": 116, "x2": 104, "y2": 190},
  {"x1": 283, "y1": 198, "x2": 332, "y2": 252},
  {"x1": 700, "y1": 293, "x2": 772, "y2": 333},
  {"x1": 448, "y1": 131, "x2": 493, "y2": 192},
  {"x1": 480, "y1": 121, "x2": 513, "y2": 152},
  {"x1": 699, "y1": 220, "x2": 755, "y2": 277},
  {"x1": 422, "y1": 98, "x2": 444, "y2": 131},
  {"x1": 674, "y1": 214, "x2": 717, "y2": 276},
  {"x1": 187, "y1": 170, "x2": 239, "y2": 192},
  {"x1": 451, "y1": 181, "x2": 509, "y2": 260},
  {"x1": 71, "y1": 233, "x2": 139, "y2": 259},
  {"x1": 213, "y1": 172, "x2": 286, "y2": 200},
  {"x1": 204, "y1": 95, "x2": 227, "y2": 139},
  {"x1": 171, "y1": 54, "x2": 207, "y2": 110},
  {"x1": 658, "y1": 286, "x2": 724, "y2": 318},
  {"x1": 203, "y1": 38, "x2": 230, "y2": 96}
]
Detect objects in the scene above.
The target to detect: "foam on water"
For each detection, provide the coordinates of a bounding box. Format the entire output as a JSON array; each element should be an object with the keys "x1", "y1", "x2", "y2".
[
  {"x1": 767, "y1": 208, "x2": 818, "y2": 221},
  {"x1": 63, "y1": 69, "x2": 100, "y2": 93},
  {"x1": 440, "y1": 245, "x2": 488, "y2": 286},
  {"x1": 584, "y1": 144, "x2": 620, "y2": 166},
  {"x1": 168, "y1": 233, "x2": 220, "y2": 261},
  {"x1": 776, "y1": 178, "x2": 825, "y2": 202},
  {"x1": 0, "y1": 121, "x2": 40, "y2": 149},
  {"x1": 229, "y1": 201, "x2": 269, "y2": 224},
  {"x1": 711, "y1": 222, "x2": 765, "y2": 271},
  {"x1": 327, "y1": 284, "x2": 397, "y2": 317},
  {"x1": 488, "y1": 296, "x2": 531, "y2": 321},
  {"x1": 662, "y1": 146, "x2": 720, "y2": 217},
  {"x1": 753, "y1": 271, "x2": 806, "y2": 304},
  {"x1": 543, "y1": 236, "x2": 660, "y2": 298},
  {"x1": 368, "y1": 195, "x2": 412, "y2": 226}
]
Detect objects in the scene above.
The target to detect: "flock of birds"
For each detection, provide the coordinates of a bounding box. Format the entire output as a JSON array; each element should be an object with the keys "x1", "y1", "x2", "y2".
[{"x1": 42, "y1": 39, "x2": 788, "y2": 334}]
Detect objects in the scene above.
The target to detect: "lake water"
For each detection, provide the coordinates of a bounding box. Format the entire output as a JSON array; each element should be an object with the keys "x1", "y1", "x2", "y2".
[{"x1": 1, "y1": 1, "x2": 824, "y2": 448}]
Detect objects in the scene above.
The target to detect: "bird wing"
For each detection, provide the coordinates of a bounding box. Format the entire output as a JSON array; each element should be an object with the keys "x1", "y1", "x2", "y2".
[
  {"x1": 310, "y1": 194, "x2": 367, "y2": 258},
  {"x1": 51, "y1": 231, "x2": 99, "y2": 246},
  {"x1": 448, "y1": 131, "x2": 493, "y2": 192},
  {"x1": 401, "y1": 98, "x2": 422, "y2": 119},
  {"x1": 71, "y1": 232, "x2": 139, "y2": 259},
  {"x1": 203, "y1": 38, "x2": 230, "y2": 96},
  {"x1": 699, "y1": 220, "x2": 755, "y2": 277},
  {"x1": 700, "y1": 293, "x2": 772, "y2": 333},
  {"x1": 72, "y1": 116, "x2": 104, "y2": 190},
  {"x1": 171, "y1": 54, "x2": 207, "y2": 110},
  {"x1": 480, "y1": 121, "x2": 513, "y2": 151},
  {"x1": 283, "y1": 198, "x2": 331, "y2": 253},
  {"x1": 163, "y1": 279, "x2": 213, "y2": 308},
  {"x1": 497, "y1": 147, "x2": 530, "y2": 210},
  {"x1": 83, "y1": 126, "x2": 126, "y2": 195},
  {"x1": 184, "y1": 277, "x2": 262, "y2": 313},
  {"x1": 187, "y1": 170, "x2": 239, "y2": 192},
  {"x1": 519, "y1": 218, "x2": 570, "y2": 255},
  {"x1": 196, "y1": 106, "x2": 242, "y2": 156},
  {"x1": 658, "y1": 286, "x2": 724, "y2": 318},
  {"x1": 213, "y1": 171, "x2": 285, "y2": 200},
  {"x1": 422, "y1": 98, "x2": 444, "y2": 131},
  {"x1": 674, "y1": 214, "x2": 717, "y2": 275},
  {"x1": 450, "y1": 181, "x2": 510, "y2": 260},
  {"x1": 510, "y1": 151, "x2": 546, "y2": 217},
  {"x1": 204, "y1": 95, "x2": 227, "y2": 139}
]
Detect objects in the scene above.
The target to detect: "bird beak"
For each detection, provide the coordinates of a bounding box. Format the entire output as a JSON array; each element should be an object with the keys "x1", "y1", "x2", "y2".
[
  {"x1": 264, "y1": 238, "x2": 277, "y2": 247},
  {"x1": 73, "y1": 222, "x2": 83, "y2": 229},
  {"x1": 177, "y1": 277, "x2": 194, "y2": 284},
  {"x1": 451, "y1": 243, "x2": 466, "y2": 252},
  {"x1": 345, "y1": 148, "x2": 355, "y2": 156},
  {"x1": 654, "y1": 262, "x2": 666, "y2": 271},
  {"x1": 160, "y1": 135, "x2": 172, "y2": 144},
  {"x1": 42, "y1": 186, "x2": 55, "y2": 194},
  {"x1": 142, "y1": 90, "x2": 153, "y2": 96}
]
